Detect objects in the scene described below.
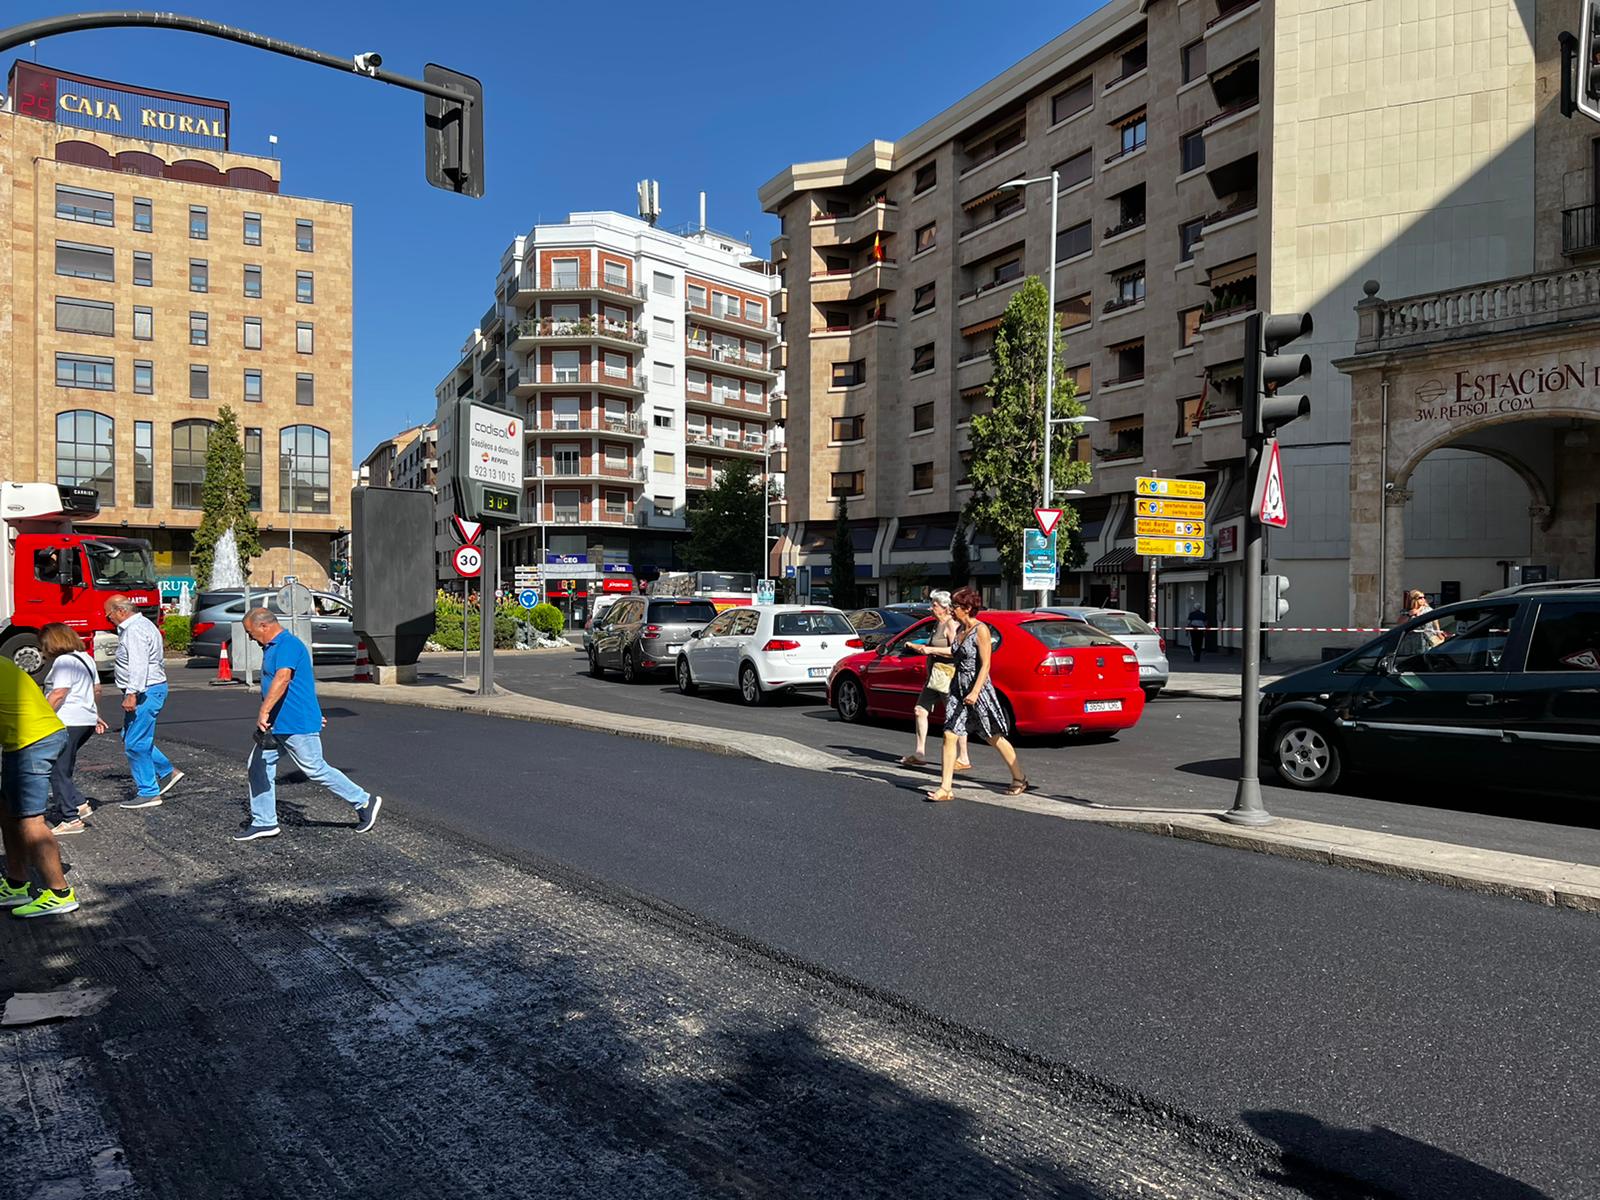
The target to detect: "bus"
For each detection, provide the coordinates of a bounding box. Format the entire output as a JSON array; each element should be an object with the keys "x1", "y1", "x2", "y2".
[{"x1": 647, "y1": 571, "x2": 756, "y2": 611}]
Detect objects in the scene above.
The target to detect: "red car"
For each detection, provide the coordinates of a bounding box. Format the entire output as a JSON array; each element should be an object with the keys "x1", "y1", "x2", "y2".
[{"x1": 826, "y1": 611, "x2": 1146, "y2": 737}]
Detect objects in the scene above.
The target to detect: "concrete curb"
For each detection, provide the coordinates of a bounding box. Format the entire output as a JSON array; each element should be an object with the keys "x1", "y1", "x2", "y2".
[{"x1": 318, "y1": 681, "x2": 1600, "y2": 914}]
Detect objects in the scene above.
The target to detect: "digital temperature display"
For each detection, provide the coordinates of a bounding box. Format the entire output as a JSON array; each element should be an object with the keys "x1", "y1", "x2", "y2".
[{"x1": 479, "y1": 487, "x2": 520, "y2": 522}]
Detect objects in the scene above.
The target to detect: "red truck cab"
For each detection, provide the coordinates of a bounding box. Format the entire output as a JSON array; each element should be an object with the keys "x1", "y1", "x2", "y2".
[{"x1": 2, "y1": 482, "x2": 160, "y2": 674}]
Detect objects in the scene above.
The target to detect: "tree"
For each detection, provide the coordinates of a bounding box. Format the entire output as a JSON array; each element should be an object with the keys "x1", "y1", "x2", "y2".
[
  {"x1": 684, "y1": 459, "x2": 764, "y2": 573},
  {"x1": 829, "y1": 494, "x2": 857, "y2": 609},
  {"x1": 964, "y1": 276, "x2": 1092, "y2": 585},
  {"x1": 949, "y1": 518, "x2": 973, "y2": 589},
  {"x1": 192, "y1": 405, "x2": 262, "y2": 589}
]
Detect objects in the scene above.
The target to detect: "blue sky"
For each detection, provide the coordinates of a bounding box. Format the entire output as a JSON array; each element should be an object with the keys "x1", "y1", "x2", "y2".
[{"x1": 8, "y1": 1, "x2": 1086, "y2": 452}]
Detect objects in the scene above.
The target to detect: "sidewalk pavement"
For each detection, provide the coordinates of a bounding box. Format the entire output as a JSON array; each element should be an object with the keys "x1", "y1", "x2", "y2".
[
  {"x1": 318, "y1": 679, "x2": 1600, "y2": 914},
  {"x1": 1161, "y1": 657, "x2": 1320, "y2": 699}
]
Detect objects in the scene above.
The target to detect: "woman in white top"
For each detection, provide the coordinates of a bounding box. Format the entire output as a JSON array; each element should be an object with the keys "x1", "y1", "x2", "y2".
[{"x1": 41, "y1": 623, "x2": 106, "y2": 835}]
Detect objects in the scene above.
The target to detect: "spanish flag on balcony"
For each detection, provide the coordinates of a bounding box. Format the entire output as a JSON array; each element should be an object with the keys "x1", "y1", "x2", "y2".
[{"x1": 871, "y1": 232, "x2": 884, "y2": 262}]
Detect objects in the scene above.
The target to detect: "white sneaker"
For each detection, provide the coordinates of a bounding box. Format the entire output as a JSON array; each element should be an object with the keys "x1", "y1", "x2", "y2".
[{"x1": 158, "y1": 769, "x2": 185, "y2": 796}]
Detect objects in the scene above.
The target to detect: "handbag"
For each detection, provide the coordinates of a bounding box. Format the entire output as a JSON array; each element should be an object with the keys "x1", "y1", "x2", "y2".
[
  {"x1": 926, "y1": 661, "x2": 956, "y2": 694},
  {"x1": 253, "y1": 727, "x2": 281, "y2": 751}
]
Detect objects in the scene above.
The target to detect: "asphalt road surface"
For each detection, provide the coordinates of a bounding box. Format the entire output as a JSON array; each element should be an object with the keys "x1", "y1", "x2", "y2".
[
  {"x1": 118, "y1": 684, "x2": 1600, "y2": 1198},
  {"x1": 399, "y1": 648, "x2": 1600, "y2": 868}
]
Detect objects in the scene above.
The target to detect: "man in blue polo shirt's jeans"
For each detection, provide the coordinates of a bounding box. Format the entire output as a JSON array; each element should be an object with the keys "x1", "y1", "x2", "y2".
[{"x1": 235, "y1": 608, "x2": 382, "y2": 842}]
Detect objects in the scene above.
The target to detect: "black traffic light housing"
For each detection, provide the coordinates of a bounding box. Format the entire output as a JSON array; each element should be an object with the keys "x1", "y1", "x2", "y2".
[
  {"x1": 1242, "y1": 311, "x2": 1313, "y2": 438},
  {"x1": 424, "y1": 63, "x2": 484, "y2": 197},
  {"x1": 1561, "y1": 4, "x2": 1600, "y2": 121}
]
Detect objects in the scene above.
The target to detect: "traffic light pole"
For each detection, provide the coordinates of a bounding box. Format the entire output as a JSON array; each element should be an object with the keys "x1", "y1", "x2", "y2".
[
  {"x1": 477, "y1": 527, "x2": 498, "y2": 697},
  {"x1": 1225, "y1": 436, "x2": 1273, "y2": 826}
]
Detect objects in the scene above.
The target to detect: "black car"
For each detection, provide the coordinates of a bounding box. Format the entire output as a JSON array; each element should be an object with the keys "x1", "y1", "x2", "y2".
[
  {"x1": 1259, "y1": 583, "x2": 1600, "y2": 795},
  {"x1": 844, "y1": 605, "x2": 932, "y2": 651}
]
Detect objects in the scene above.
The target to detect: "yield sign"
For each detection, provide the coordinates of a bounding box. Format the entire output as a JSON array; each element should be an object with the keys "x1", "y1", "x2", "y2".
[
  {"x1": 1253, "y1": 439, "x2": 1289, "y2": 528},
  {"x1": 1034, "y1": 507, "x2": 1063, "y2": 537},
  {"x1": 452, "y1": 515, "x2": 483, "y2": 545}
]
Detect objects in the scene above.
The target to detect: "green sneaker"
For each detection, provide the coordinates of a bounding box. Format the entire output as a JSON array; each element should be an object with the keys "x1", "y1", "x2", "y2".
[
  {"x1": 0, "y1": 879, "x2": 33, "y2": 909},
  {"x1": 11, "y1": 888, "x2": 79, "y2": 919}
]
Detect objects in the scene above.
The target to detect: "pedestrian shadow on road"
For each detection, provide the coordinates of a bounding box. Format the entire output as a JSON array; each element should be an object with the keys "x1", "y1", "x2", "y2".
[{"x1": 1241, "y1": 1110, "x2": 1553, "y2": 1199}]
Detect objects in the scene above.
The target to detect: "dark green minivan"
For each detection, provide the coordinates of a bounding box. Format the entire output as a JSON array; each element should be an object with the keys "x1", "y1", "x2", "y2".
[{"x1": 1259, "y1": 582, "x2": 1600, "y2": 793}]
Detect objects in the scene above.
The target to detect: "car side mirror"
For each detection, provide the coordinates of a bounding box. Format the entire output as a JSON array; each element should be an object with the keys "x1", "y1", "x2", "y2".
[
  {"x1": 1381, "y1": 654, "x2": 1401, "y2": 677},
  {"x1": 690, "y1": 629, "x2": 702, "y2": 640}
]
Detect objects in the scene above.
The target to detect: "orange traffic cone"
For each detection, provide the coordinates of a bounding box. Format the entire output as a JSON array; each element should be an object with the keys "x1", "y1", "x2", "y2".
[
  {"x1": 210, "y1": 637, "x2": 239, "y2": 686},
  {"x1": 353, "y1": 639, "x2": 374, "y2": 683}
]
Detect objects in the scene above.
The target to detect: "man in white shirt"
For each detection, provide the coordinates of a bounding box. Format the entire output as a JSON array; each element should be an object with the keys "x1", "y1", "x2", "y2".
[{"x1": 104, "y1": 595, "x2": 183, "y2": 808}]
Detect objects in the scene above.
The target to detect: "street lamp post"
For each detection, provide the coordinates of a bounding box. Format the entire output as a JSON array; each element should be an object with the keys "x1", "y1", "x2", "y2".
[{"x1": 281, "y1": 448, "x2": 296, "y2": 579}]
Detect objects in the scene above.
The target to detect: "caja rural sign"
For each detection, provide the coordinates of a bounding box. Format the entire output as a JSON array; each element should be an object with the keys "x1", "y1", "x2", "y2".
[{"x1": 9, "y1": 62, "x2": 230, "y2": 151}]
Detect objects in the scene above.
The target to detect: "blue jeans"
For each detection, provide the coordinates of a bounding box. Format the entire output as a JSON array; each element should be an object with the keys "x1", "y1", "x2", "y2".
[
  {"x1": 248, "y1": 734, "x2": 369, "y2": 829},
  {"x1": 121, "y1": 683, "x2": 173, "y2": 797},
  {"x1": 3, "y1": 729, "x2": 70, "y2": 819}
]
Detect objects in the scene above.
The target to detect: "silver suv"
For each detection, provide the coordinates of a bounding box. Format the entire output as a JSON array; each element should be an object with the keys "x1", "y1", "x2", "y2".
[
  {"x1": 188, "y1": 588, "x2": 357, "y2": 663},
  {"x1": 589, "y1": 596, "x2": 719, "y2": 682}
]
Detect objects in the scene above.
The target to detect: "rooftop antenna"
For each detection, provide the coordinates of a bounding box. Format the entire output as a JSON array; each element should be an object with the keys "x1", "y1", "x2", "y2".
[
  {"x1": 637, "y1": 179, "x2": 661, "y2": 227},
  {"x1": 699, "y1": 190, "x2": 707, "y2": 232},
  {"x1": 268, "y1": 133, "x2": 278, "y2": 155}
]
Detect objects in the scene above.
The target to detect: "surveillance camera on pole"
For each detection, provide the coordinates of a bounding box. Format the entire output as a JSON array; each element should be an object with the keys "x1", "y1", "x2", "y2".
[{"x1": 353, "y1": 51, "x2": 382, "y2": 76}]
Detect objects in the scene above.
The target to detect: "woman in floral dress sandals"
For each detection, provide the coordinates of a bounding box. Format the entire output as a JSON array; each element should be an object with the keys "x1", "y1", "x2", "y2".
[{"x1": 926, "y1": 587, "x2": 1030, "y2": 802}]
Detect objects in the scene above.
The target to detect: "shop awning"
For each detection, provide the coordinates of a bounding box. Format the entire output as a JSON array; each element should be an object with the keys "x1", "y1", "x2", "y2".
[{"x1": 1094, "y1": 545, "x2": 1142, "y2": 574}]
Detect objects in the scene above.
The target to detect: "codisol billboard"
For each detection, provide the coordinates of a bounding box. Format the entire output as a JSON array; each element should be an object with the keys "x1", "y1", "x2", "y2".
[{"x1": 8, "y1": 62, "x2": 230, "y2": 151}]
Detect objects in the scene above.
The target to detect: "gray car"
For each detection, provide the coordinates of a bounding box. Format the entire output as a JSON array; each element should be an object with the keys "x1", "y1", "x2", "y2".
[
  {"x1": 1036, "y1": 606, "x2": 1169, "y2": 699},
  {"x1": 189, "y1": 588, "x2": 358, "y2": 663},
  {"x1": 589, "y1": 596, "x2": 719, "y2": 682}
]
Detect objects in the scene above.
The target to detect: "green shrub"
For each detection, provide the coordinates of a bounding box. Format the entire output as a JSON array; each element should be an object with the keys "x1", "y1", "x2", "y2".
[
  {"x1": 530, "y1": 602, "x2": 565, "y2": 639},
  {"x1": 433, "y1": 592, "x2": 523, "y2": 650},
  {"x1": 163, "y1": 613, "x2": 192, "y2": 655}
]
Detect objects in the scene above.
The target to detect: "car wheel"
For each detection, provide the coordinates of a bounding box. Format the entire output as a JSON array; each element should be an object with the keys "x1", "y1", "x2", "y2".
[
  {"x1": 588, "y1": 648, "x2": 604, "y2": 678},
  {"x1": 0, "y1": 632, "x2": 45, "y2": 678},
  {"x1": 676, "y1": 654, "x2": 698, "y2": 695},
  {"x1": 1271, "y1": 719, "x2": 1343, "y2": 790},
  {"x1": 834, "y1": 675, "x2": 865, "y2": 723},
  {"x1": 622, "y1": 649, "x2": 639, "y2": 684},
  {"x1": 739, "y1": 662, "x2": 765, "y2": 706},
  {"x1": 1142, "y1": 684, "x2": 1163, "y2": 702}
]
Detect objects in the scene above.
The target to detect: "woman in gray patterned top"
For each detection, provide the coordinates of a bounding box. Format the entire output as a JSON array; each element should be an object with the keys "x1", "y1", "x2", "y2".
[{"x1": 926, "y1": 587, "x2": 1030, "y2": 802}]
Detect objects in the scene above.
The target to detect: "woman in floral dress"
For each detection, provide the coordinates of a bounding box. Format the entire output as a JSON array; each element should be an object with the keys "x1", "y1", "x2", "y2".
[{"x1": 926, "y1": 587, "x2": 1030, "y2": 802}]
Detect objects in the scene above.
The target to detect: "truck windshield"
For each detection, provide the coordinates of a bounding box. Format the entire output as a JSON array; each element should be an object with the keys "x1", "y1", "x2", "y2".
[{"x1": 84, "y1": 541, "x2": 158, "y2": 589}]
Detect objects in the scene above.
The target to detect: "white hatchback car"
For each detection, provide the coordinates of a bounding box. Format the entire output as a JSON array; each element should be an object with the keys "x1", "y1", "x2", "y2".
[{"x1": 676, "y1": 604, "x2": 862, "y2": 705}]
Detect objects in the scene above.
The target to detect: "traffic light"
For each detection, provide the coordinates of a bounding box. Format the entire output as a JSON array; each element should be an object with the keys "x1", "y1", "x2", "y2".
[
  {"x1": 424, "y1": 64, "x2": 485, "y2": 197},
  {"x1": 1261, "y1": 574, "x2": 1291, "y2": 623},
  {"x1": 1242, "y1": 312, "x2": 1313, "y2": 439}
]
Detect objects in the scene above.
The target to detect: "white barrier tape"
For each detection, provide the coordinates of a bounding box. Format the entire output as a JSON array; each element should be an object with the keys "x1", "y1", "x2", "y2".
[{"x1": 1159, "y1": 626, "x2": 1387, "y2": 634}]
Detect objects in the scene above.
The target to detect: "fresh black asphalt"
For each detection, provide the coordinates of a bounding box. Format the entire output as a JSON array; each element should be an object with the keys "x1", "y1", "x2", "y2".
[{"x1": 153, "y1": 685, "x2": 1597, "y2": 1197}]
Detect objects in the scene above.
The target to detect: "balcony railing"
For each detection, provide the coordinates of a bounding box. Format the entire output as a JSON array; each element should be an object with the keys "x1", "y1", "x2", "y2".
[
  {"x1": 1207, "y1": 0, "x2": 1259, "y2": 27},
  {"x1": 1104, "y1": 370, "x2": 1146, "y2": 387},
  {"x1": 1104, "y1": 214, "x2": 1146, "y2": 239},
  {"x1": 1354, "y1": 263, "x2": 1600, "y2": 353},
  {"x1": 685, "y1": 341, "x2": 771, "y2": 369},
  {"x1": 1563, "y1": 204, "x2": 1600, "y2": 256},
  {"x1": 687, "y1": 430, "x2": 768, "y2": 453},
  {"x1": 1203, "y1": 195, "x2": 1258, "y2": 226},
  {"x1": 685, "y1": 300, "x2": 779, "y2": 333},
  {"x1": 518, "y1": 364, "x2": 643, "y2": 389},
  {"x1": 513, "y1": 317, "x2": 647, "y2": 345},
  {"x1": 1203, "y1": 98, "x2": 1260, "y2": 128},
  {"x1": 1104, "y1": 138, "x2": 1147, "y2": 165},
  {"x1": 518, "y1": 270, "x2": 648, "y2": 299},
  {"x1": 1096, "y1": 442, "x2": 1145, "y2": 462},
  {"x1": 1103, "y1": 292, "x2": 1145, "y2": 314},
  {"x1": 538, "y1": 463, "x2": 649, "y2": 482},
  {"x1": 528, "y1": 414, "x2": 648, "y2": 436}
]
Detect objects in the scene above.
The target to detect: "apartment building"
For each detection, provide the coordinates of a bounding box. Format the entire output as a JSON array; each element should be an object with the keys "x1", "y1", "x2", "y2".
[
  {"x1": 432, "y1": 209, "x2": 780, "y2": 616},
  {"x1": 392, "y1": 424, "x2": 438, "y2": 493},
  {"x1": 0, "y1": 62, "x2": 353, "y2": 592},
  {"x1": 360, "y1": 423, "x2": 429, "y2": 488},
  {"x1": 764, "y1": 0, "x2": 1573, "y2": 636}
]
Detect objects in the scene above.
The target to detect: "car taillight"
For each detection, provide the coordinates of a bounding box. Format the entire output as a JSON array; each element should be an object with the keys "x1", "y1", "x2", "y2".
[
  {"x1": 1122, "y1": 653, "x2": 1138, "y2": 667},
  {"x1": 763, "y1": 638, "x2": 801, "y2": 652},
  {"x1": 643, "y1": 624, "x2": 663, "y2": 637},
  {"x1": 192, "y1": 622, "x2": 215, "y2": 637},
  {"x1": 1037, "y1": 652, "x2": 1075, "y2": 675},
  {"x1": 1158, "y1": 637, "x2": 1166, "y2": 654},
  {"x1": 846, "y1": 638, "x2": 864, "y2": 648}
]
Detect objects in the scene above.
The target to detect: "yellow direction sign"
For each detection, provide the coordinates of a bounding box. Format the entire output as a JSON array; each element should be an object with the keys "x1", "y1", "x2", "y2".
[
  {"x1": 1135, "y1": 496, "x2": 1206, "y2": 519},
  {"x1": 1136, "y1": 517, "x2": 1207, "y2": 538},
  {"x1": 1135, "y1": 476, "x2": 1207, "y2": 500},
  {"x1": 1136, "y1": 536, "x2": 1206, "y2": 558}
]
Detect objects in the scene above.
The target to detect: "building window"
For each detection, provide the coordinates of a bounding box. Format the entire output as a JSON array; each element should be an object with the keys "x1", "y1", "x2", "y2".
[
  {"x1": 190, "y1": 364, "x2": 210, "y2": 399},
  {"x1": 653, "y1": 450, "x2": 676, "y2": 475},
  {"x1": 1059, "y1": 292, "x2": 1092, "y2": 331},
  {"x1": 244, "y1": 316, "x2": 263, "y2": 349},
  {"x1": 134, "y1": 360, "x2": 153, "y2": 395},
  {"x1": 1182, "y1": 39, "x2": 1207, "y2": 83},
  {"x1": 915, "y1": 222, "x2": 937, "y2": 254},
  {"x1": 1181, "y1": 129, "x2": 1206, "y2": 174},
  {"x1": 54, "y1": 296, "x2": 114, "y2": 337},
  {"x1": 296, "y1": 373, "x2": 315, "y2": 406},
  {"x1": 189, "y1": 205, "x2": 208, "y2": 239},
  {"x1": 688, "y1": 282, "x2": 708, "y2": 309},
  {"x1": 280, "y1": 425, "x2": 332, "y2": 514},
  {"x1": 55, "y1": 411, "x2": 114, "y2": 503},
  {"x1": 747, "y1": 380, "x2": 765, "y2": 406},
  {"x1": 133, "y1": 197, "x2": 152, "y2": 233},
  {"x1": 652, "y1": 271, "x2": 675, "y2": 296},
  {"x1": 687, "y1": 369, "x2": 708, "y2": 393},
  {"x1": 831, "y1": 470, "x2": 865, "y2": 497},
  {"x1": 190, "y1": 259, "x2": 208, "y2": 292},
  {"x1": 912, "y1": 461, "x2": 934, "y2": 491},
  {"x1": 243, "y1": 211, "x2": 262, "y2": 245},
  {"x1": 744, "y1": 298, "x2": 764, "y2": 322},
  {"x1": 605, "y1": 490, "x2": 628, "y2": 517},
  {"x1": 913, "y1": 162, "x2": 937, "y2": 193},
  {"x1": 295, "y1": 219, "x2": 314, "y2": 252},
  {"x1": 1179, "y1": 307, "x2": 1204, "y2": 348},
  {"x1": 56, "y1": 241, "x2": 114, "y2": 281},
  {"x1": 171, "y1": 419, "x2": 213, "y2": 509},
  {"x1": 913, "y1": 402, "x2": 935, "y2": 432},
  {"x1": 134, "y1": 305, "x2": 153, "y2": 340},
  {"x1": 1056, "y1": 148, "x2": 1093, "y2": 190},
  {"x1": 56, "y1": 185, "x2": 114, "y2": 227},
  {"x1": 992, "y1": 257, "x2": 1023, "y2": 286},
  {"x1": 653, "y1": 409, "x2": 674, "y2": 430},
  {"x1": 1110, "y1": 340, "x2": 1145, "y2": 384},
  {"x1": 604, "y1": 351, "x2": 630, "y2": 380},
  {"x1": 831, "y1": 416, "x2": 865, "y2": 442},
  {"x1": 55, "y1": 352, "x2": 113, "y2": 390},
  {"x1": 911, "y1": 343, "x2": 935, "y2": 374},
  {"x1": 296, "y1": 322, "x2": 313, "y2": 354},
  {"x1": 831, "y1": 359, "x2": 866, "y2": 388},
  {"x1": 1067, "y1": 362, "x2": 1092, "y2": 396},
  {"x1": 1051, "y1": 78, "x2": 1093, "y2": 124},
  {"x1": 244, "y1": 369, "x2": 262, "y2": 403},
  {"x1": 652, "y1": 361, "x2": 675, "y2": 386},
  {"x1": 1179, "y1": 219, "x2": 1207, "y2": 264},
  {"x1": 1110, "y1": 264, "x2": 1146, "y2": 309},
  {"x1": 1057, "y1": 221, "x2": 1092, "y2": 260},
  {"x1": 912, "y1": 282, "x2": 936, "y2": 313},
  {"x1": 1176, "y1": 395, "x2": 1203, "y2": 438},
  {"x1": 244, "y1": 264, "x2": 262, "y2": 298},
  {"x1": 134, "y1": 421, "x2": 153, "y2": 507},
  {"x1": 133, "y1": 251, "x2": 152, "y2": 286},
  {"x1": 603, "y1": 260, "x2": 628, "y2": 287},
  {"x1": 653, "y1": 316, "x2": 675, "y2": 341},
  {"x1": 1116, "y1": 42, "x2": 1148, "y2": 81},
  {"x1": 1115, "y1": 110, "x2": 1148, "y2": 156},
  {"x1": 1109, "y1": 416, "x2": 1145, "y2": 457},
  {"x1": 296, "y1": 271, "x2": 314, "y2": 303},
  {"x1": 243, "y1": 428, "x2": 262, "y2": 510},
  {"x1": 189, "y1": 311, "x2": 208, "y2": 346},
  {"x1": 604, "y1": 443, "x2": 627, "y2": 470}
]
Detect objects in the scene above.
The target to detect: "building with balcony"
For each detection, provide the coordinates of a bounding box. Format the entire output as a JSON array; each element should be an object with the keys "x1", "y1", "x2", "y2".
[
  {"x1": 432, "y1": 209, "x2": 780, "y2": 610},
  {"x1": 360, "y1": 423, "x2": 429, "y2": 489},
  {"x1": 392, "y1": 424, "x2": 438, "y2": 493},
  {"x1": 762, "y1": 0, "x2": 1572, "y2": 636}
]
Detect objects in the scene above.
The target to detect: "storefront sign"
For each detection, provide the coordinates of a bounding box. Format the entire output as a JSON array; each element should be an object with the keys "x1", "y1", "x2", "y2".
[
  {"x1": 1218, "y1": 525, "x2": 1237, "y2": 555},
  {"x1": 1414, "y1": 360, "x2": 1600, "y2": 421},
  {"x1": 9, "y1": 62, "x2": 230, "y2": 151}
]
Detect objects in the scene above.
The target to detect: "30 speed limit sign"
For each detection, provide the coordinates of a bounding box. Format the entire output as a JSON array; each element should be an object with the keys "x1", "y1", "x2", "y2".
[{"x1": 452, "y1": 544, "x2": 484, "y2": 578}]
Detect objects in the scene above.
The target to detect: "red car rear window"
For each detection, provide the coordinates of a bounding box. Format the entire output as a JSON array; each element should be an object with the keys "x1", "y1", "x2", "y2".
[{"x1": 1021, "y1": 620, "x2": 1122, "y2": 649}]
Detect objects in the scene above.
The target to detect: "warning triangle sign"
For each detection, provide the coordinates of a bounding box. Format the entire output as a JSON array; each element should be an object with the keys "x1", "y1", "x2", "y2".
[
  {"x1": 1253, "y1": 440, "x2": 1289, "y2": 529},
  {"x1": 1034, "y1": 507, "x2": 1063, "y2": 537},
  {"x1": 453, "y1": 515, "x2": 483, "y2": 545}
]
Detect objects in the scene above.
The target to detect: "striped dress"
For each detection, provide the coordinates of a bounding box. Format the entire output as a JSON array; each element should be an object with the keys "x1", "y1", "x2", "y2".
[{"x1": 944, "y1": 625, "x2": 1009, "y2": 741}]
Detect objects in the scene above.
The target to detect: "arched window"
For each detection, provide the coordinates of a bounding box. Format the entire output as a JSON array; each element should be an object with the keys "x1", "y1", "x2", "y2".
[
  {"x1": 279, "y1": 425, "x2": 331, "y2": 514},
  {"x1": 55, "y1": 410, "x2": 114, "y2": 504},
  {"x1": 226, "y1": 166, "x2": 278, "y2": 193},
  {"x1": 114, "y1": 150, "x2": 165, "y2": 178},
  {"x1": 55, "y1": 140, "x2": 113, "y2": 168},
  {"x1": 171, "y1": 419, "x2": 214, "y2": 510},
  {"x1": 166, "y1": 158, "x2": 225, "y2": 186}
]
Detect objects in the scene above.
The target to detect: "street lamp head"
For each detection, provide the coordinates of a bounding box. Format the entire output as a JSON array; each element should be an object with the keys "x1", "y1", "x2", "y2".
[{"x1": 999, "y1": 178, "x2": 1030, "y2": 191}]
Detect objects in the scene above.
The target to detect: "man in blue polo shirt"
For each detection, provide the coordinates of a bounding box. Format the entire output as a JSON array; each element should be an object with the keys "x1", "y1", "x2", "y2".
[{"x1": 235, "y1": 608, "x2": 382, "y2": 841}]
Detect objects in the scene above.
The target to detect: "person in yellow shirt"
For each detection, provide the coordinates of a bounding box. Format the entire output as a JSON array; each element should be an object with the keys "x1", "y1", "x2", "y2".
[{"x1": 0, "y1": 657, "x2": 79, "y2": 917}]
